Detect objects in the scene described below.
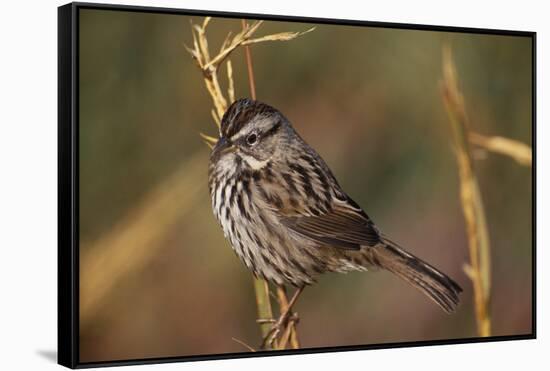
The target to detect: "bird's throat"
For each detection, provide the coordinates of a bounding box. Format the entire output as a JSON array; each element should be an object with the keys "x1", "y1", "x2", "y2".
[{"x1": 241, "y1": 154, "x2": 270, "y2": 170}]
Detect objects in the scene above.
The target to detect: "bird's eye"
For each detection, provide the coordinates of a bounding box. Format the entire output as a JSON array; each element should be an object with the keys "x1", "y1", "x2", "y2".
[{"x1": 246, "y1": 133, "x2": 258, "y2": 146}]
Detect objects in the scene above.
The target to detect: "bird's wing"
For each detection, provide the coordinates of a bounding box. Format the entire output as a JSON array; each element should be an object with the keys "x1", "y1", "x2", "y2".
[{"x1": 279, "y1": 196, "x2": 381, "y2": 250}]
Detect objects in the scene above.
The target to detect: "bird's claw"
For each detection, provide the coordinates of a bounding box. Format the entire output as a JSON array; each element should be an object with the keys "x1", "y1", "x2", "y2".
[{"x1": 260, "y1": 310, "x2": 295, "y2": 349}]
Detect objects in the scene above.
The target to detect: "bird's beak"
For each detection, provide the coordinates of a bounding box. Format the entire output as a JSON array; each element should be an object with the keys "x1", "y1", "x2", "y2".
[
  {"x1": 214, "y1": 136, "x2": 230, "y2": 152},
  {"x1": 211, "y1": 136, "x2": 234, "y2": 159}
]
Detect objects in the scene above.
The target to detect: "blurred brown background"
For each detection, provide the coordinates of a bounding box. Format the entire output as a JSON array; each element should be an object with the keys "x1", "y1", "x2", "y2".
[{"x1": 78, "y1": 8, "x2": 532, "y2": 362}]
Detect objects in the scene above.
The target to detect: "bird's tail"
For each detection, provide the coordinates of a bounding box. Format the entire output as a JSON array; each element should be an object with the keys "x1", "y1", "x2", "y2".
[{"x1": 368, "y1": 237, "x2": 462, "y2": 313}]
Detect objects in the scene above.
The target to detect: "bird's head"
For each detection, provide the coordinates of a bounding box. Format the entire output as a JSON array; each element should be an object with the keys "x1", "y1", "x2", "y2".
[{"x1": 210, "y1": 98, "x2": 290, "y2": 171}]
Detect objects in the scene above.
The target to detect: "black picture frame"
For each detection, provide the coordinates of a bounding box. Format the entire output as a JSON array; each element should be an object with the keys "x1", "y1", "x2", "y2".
[{"x1": 58, "y1": 2, "x2": 537, "y2": 369}]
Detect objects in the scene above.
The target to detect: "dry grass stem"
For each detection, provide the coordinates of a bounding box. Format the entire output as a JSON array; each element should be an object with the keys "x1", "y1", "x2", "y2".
[
  {"x1": 199, "y1": 132, "x2": 218, "y2": 149},
  {"x1": 253, "y1": 277, "x2": 276, "y2": 348},
  {"x1": 186, "y1": 17, "x2": 313, "y2": 350},
  {"x1": 227, "y1": 60, "x2": 235, "y2": 103},
  {"x1": 231, "y1": 337, "x2": 257, "y2": 352},
  {"x1": 241, "y1": 19, "x2": 258, "y2": 102},
  {"x1": 185, "y1": 16, "x2": 314, "y2": 130},
  {"x1": 469, "y1": 132, "x2": 532, "y2": 167},
  {"x1": 276, "y1": 286, "x2": 300, "y2": 349},
  {"x1": 441, "y1": 46, "x2": 492, "y2": 337}
]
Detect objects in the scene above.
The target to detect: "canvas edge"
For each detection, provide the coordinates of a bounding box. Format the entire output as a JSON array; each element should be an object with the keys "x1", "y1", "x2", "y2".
[{"x1": 58, "y1": 3, "x2": 79, "y2": 369}]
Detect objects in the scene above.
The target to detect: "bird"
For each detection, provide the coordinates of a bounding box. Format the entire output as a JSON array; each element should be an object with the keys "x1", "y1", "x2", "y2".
[{"x1": 208, "y1": 98, "x2": 462, "y2": 344}]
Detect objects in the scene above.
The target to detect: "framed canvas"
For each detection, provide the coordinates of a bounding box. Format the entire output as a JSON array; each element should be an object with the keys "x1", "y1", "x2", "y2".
[{"x1": 58, "y1": 2, "x2": 536, "y2": 368}]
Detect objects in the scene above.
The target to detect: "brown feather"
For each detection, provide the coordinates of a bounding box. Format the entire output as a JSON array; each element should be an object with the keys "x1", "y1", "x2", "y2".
[
  {"x1": 366, "y1": 237, "x2": 463, "y2": 313},
  {"x1": 281, "y1": 203, "x2": 380, "y2": 249}
]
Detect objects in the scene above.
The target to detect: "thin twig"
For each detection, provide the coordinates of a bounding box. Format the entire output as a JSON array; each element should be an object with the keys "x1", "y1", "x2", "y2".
[
  {"x1": 231, "y1": 337, "x2": 257, "y2": 352},
  {"x1": 256, "y1": 318, "x2": 276, "y2": 324}
]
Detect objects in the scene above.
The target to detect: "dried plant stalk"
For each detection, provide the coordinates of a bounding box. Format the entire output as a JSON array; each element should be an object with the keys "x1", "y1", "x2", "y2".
[
  {"x1": 441, "y1": 46, "x2": 491, "y2": 337},
  {"x1": 276, "y1": 286, "x2": 300, "y2": 349},
  {"x1": 469, "y1": 132, "x2": 532, "y2": 167},
  {"x1": 227, "y1": 60, "x2": 235, "y2": 104},
  {"x1": 185, "y1": 17, "x2": 314, "y2": 134},
  {"x1": 253, "y1": 278, "x2": 276, "y2": 344},
  {"x1": 186, "y1": 16, "x2": 313, "y2": 349}
]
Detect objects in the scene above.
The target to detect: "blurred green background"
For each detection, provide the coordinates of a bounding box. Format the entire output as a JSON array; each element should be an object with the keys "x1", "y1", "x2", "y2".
[{"x1": 78, "y1": 8, "x2": 532, "y2": 363}]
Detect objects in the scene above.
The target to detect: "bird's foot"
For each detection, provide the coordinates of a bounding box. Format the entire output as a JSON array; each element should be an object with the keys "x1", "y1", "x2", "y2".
[
  {"x1": 260, "y1": 308, "x2": 295, "y2": 349},
  {"x1": 259, "y1": 286, "x2": 304, "y2": 349}
]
